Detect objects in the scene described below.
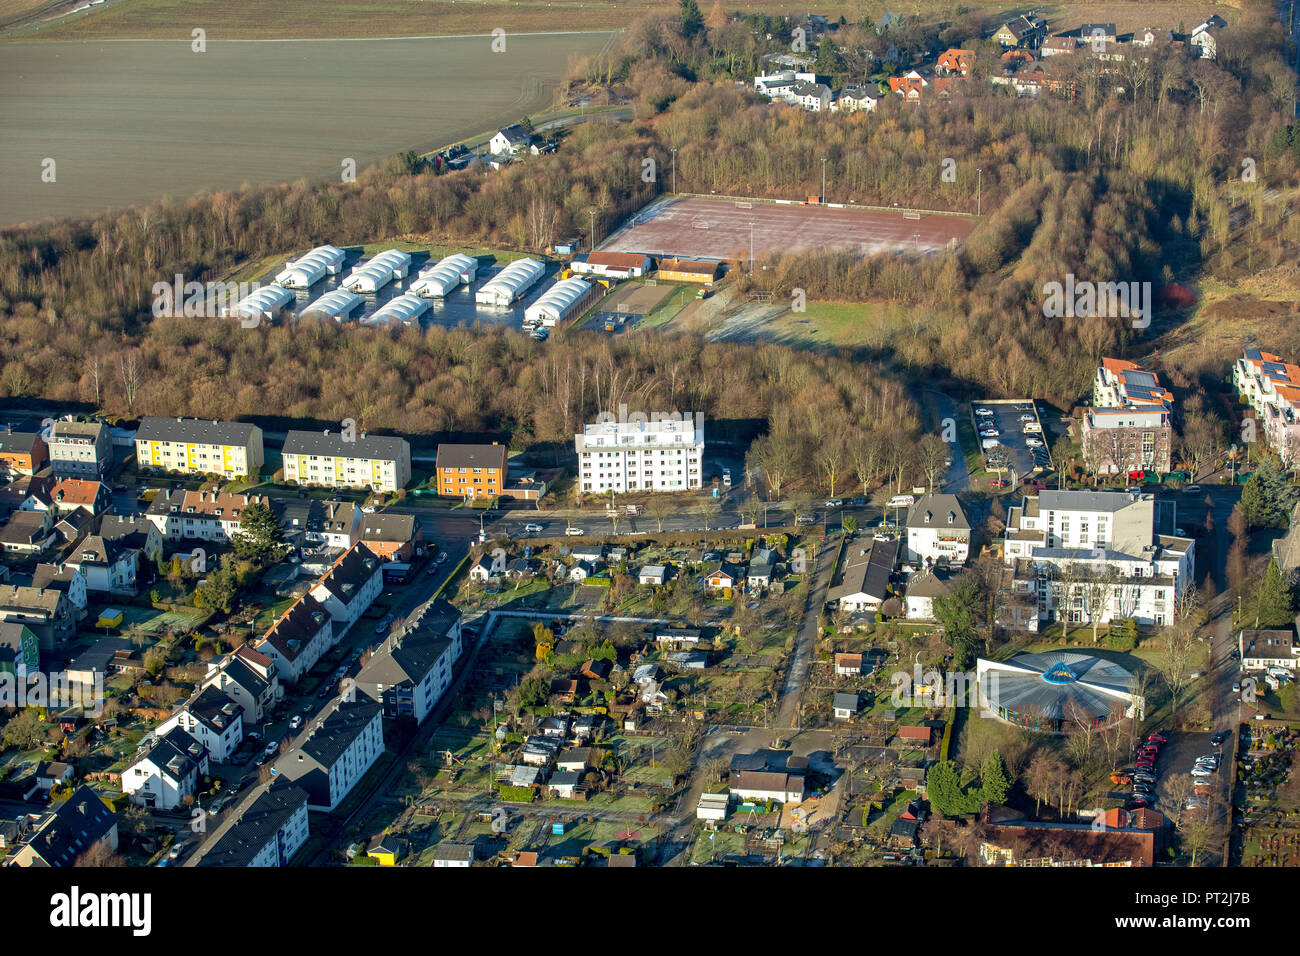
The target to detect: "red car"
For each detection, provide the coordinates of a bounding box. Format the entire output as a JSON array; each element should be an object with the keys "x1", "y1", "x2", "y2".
[
  {"x1": 1139, "y1": 745, "x2": 1160, "y2": 755},
  {"x1": 1146, "y1": 732, "x2": 1168, "y2": 744},
  {"x1": 989, "y1": 478, "x2": 1008, "y2": 488},
  {"x1": 1136, "y1": 758, "x2": 1156, "y2": 768}
]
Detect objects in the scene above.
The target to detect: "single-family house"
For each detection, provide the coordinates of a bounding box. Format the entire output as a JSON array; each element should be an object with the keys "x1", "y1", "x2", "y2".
[
  {"x1": 833, "y1": 692, "x2": 860, "y2": 720},
  {"x1": 122, "y1": 726, "x2": 209, "y2": 810}
]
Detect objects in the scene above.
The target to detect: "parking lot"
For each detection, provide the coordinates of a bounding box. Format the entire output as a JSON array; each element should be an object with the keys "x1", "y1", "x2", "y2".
[{"x1": 973, "y1": 399, "x2": 1049, "y2": 483}]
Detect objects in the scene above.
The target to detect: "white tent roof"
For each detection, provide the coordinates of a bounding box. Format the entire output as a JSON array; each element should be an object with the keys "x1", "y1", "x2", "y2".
[
  {"x1": 525, "y1": 277, "x2": 591, "y2": 323},
  {"x1": 364, "y1": 293, "x2": 430, "y2": 325},
  {"x1": 475, "y1": 257, "x2": 544, "y2": 303},
  {"x1": 301, "y1": 288, "x2": 363, "y2": 320},
  {"x1": 232, "y1": 284, "x2": 294, "y2": 317}
]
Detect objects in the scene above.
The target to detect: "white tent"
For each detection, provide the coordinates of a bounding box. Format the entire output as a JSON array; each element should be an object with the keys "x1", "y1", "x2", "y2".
[
  {"x1": 524, "y1": 277, "x2": 596, "y2": 327},
  {"x1": 275, "y1": 244, "x2": 346, "y2": 289},
  {"x1": 410, "y1": 253, "x2": 478, "y2": 298},
  {"x1": 301, "y1": 288, "x2": 364, "y2": 321},
  {"x1": 343, "y1": 249, "x2": 412, "y2": 293},
  {"x1": 474, "y1": 257, "x2": 545, "y2": 307},
  {"x1": 363, "y1": 293, "x2": 430, "y2": 326},
  {"x1": 226, "y1": 284, "x2": 294, "y2": 323}
]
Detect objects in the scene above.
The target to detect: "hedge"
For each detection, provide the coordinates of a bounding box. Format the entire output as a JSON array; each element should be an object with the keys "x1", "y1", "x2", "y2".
[{"x1": 498, "y1": 784, "x2": 536, "y2": 803}]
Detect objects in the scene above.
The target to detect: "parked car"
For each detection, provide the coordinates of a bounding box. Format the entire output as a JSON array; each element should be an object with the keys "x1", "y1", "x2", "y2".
[
  {"x1": 1146, "y1": 732, "x2": 1167, "y2": 744},
  {"x1": 264, "y1": 740, "x2": 279, "y2": 756},
  {"x1": 436, "y1": 552, "x2": 447, "y2": 563},
  {"x1": 975, "y1": 408, "x2": 993, "y2": 417},
  {"x1": 1025, "y1": 437, "x2": 1044, "y2": 448},
  {"x1": 887, "y1": 495, "x2": 915, "y2": 508},
  {"x1": 289, "y1": 715, "x2": 303, "y2": 732},
  {"x1": 1184, "y1": 485, "x2": 1201, "y2": 493},
  {"x1": 989, "y1": 478, "x2": 1008, "y2": 489},
  {"x1": 524, "y1": 523, "x2": 543, "y2": 533},
  {"x1": 825, "y1": 498, "x2": 843, "y2": 508},
  {"x1": 1211, "y1": 731, "x2": 1230, "y2": 746}
]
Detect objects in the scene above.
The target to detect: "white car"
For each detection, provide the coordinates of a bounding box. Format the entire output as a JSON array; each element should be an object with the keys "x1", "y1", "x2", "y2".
[
  {"x1": 289, "y1": 715, "x2": 303, "y2": 731},
  {"x1": 886, "y1": 495, "x2": 915, "y2": 508},
  {"x1": 1025, "y1": 438, "x2": 1044, "y2": 448},
  {"x1": 1018, "y1": 414, "x2": 1034, "y2": 422},
  {"x1": 1022, "y1": 422, "x2": 1042, "y2": 433},
  {"x1": 565, "y1": 527, "x2": 585, "y2": 536},
  {"x1": 975, "y1": 408, "x2": 993, "y2": 417},
  {"x1": 981, "y1": 439, "x2": 1000, "y2": 450},
  {"x1": 524, "y1": 523, "x2": 543, "y2": 533}
]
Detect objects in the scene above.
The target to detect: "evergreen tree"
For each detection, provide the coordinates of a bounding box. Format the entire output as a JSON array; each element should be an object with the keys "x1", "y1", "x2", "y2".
[
  {"x1": 814, "y1": 36, "x2": 840, "y2": 75},
  {"x1": 980, "y1": 750, "x2": 1012, "y2": 805},
  {"x1": 933, "y1": 580, "x2": 981, "y2": 670},
  {"x1": 1240, "y1": 458, "x2": 1295, "y2": 530},
  {"x1": 679, "y1": 0, "x2": 704, "y2": 38},
  {"x1": 1256, "y1": 557, "x2": 1295, "y2": 627},
  {"x1": 232, "y1": 501, "x2": 282, "y2": 562},
  {"x1": 925, "y1": 760, "x2": 981, "y2": 815}
]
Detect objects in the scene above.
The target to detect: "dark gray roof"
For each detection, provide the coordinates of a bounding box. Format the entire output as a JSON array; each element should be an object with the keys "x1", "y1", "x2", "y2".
[
  {"x1": 833, "y1": 692, "x2": 860, "y2": 711},
  {"x1": 135, "y1": 725, "x2": 206, "y2": 783},
  {"x1": 260, "y1": 594, "x2": 331, "y2": 663},
  {"x1": 434, "y1": 842, "x2": 475, "y2": 862},
  {"x1": 50, "y1": 420, "x2": 106, "y2": 441},
  {"x1": 136, "y1": 417, "x2": 259, "y2": 446},
  {"x1": 314, "y1": 544, "x2": 382, "y2": 606},
  {"x1": 187, "y1": 685, "x2": 242, "y2": 735},
  {"x1": 282, "y1": 429, "x2": 406, "y2": 461},
  {"x1": 22, "y1": 786, "x2": 117, "y2": 866},
  {"x1": 549, "y1": 770, "x2": 582, "y2": 787},
  {"x1": 906, "y1": 494, "x2": 970, "y2": 531},
  {"x1": 196, "y1": 782, "x2": 309, "y2": 867},
  {"x1": 360, "y1": 512, "x2": 417, "y2": 542},
  {"x1": 436, "y1": 443, "x2": 507, "y2": 471},
  {"x1": 829, "y1": 537, "x2": 898, "y2": 602},
  {"x1": 291, "y1": 699, "x2": 382, "y2": 770},
  {"x1": 0, "y1": 430, "x2": 41, "y2": 455},
  {"x1": 357, "y1": 630, "x2": 453, "y2": 688}
]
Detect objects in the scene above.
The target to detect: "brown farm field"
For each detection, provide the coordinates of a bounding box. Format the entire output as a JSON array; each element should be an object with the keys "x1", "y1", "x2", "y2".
[
  {"x1": 0, "y1": 34, "x2": 609, "y2": 226},
  {"x1": 10, "y1": 0, "x2": 1232, "y2": 41}
]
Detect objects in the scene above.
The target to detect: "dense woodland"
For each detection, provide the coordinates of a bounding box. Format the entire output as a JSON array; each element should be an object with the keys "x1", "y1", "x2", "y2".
[{"x1": 0, "y1": 1, "x2": 1298, "y2": 451}]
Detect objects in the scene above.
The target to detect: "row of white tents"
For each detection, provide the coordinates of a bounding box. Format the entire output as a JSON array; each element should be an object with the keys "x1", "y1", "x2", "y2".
[{"x1": 232, "y1": 247, "x2": 596, "y2": 327}]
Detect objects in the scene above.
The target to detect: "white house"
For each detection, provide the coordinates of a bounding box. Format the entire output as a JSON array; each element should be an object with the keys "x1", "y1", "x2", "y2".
[
  {"x1": 276, "y1": 699, "x2": 384, "y2": 812},
  {"x1": 355, "y1": 600, "x2": 463, "y2": 725},
  {"x1": 828, "y1": 536, "x2": 898, "y2": 613},
  {"x1": 433, "y1": 843, "x2": 475, "y2": 867},
  {"x1": 30, "y1": 563, "x2": 88, "y2": 613},
  {"x1": 489, "y1": 124, "x2": 531, "y2": 156},
  {"x1": 195, "y1": 782, "x2": 310, "y2": 867},
  {"x1": 157, "y1": 685, "x2": 244, "y2": 764},
  {"x1": 122, "y1": 727, "x2": 209, "y2": 811},
  {"x1": 309, "y1": 544, "x2": 384, "y2": 634},
  {"x1": 904, "y1": 566, "x2": 956, "y2": 621},
  {"x1": 1239, "y1": 627, "x2": 1298, "y2": 672},
  {"x1": 201, "y1": 645, "x2": 281, "y2": 724},
  {"x1": 832, "y1": 692, "x2": 860, "y2": 720},
  {"x1": 729, "y1": 770, "x2": 806, "y2": 804},
  {"x1": 905, "y1": 494, "x2": 971, "y2": 567},
  {"x1": 697, "y1": 791, "x2": 731, "y2": 822},
  {"x1": 831, "y1": 85, "x2": 878, "y2": 112},
  {"x1": 1189, "y1": 15, "x2": 1226, "y2": 60},
  {"x1": 255, "y1": 593, "x2": 335, "y2": 685}
]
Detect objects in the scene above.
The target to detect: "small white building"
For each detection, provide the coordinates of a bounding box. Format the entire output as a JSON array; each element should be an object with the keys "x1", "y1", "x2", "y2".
[
  {"x1": 301, "y1": 288, "x2": 364, "y2": 322},
  {"x1": 342, "y1": 249, "x2": 412, "y2": 293},
  {"x1": 524, "y1": 277, "x2": 599, "y2": 328},
  {"x1": 696, "y1": 791, "x2": 731, "y2": 822},
  {"x1": 489, "y1": 124, "x2": 531, "y2": 156},
  {"x1": 225, "y1": 285, "x2": 294, "y2": 324},
  {"x1": 275, "y1": 244, "x2": 346, "y2": 289},
  {"x1": 277, "y1": 700, "x2": 384, "y2": 812},
  {"x1": 409, "y1": 253, "x2": 478, "y2": 298},
  {"x1": 475, "y1": 258, "x2": 546, "y2": 307},
  {"x1": 363, "y1": 293, "x2": 430, "y2": 327},
  {"x1": 122, "y1": 727, "x2": 209, "y2": 811}
]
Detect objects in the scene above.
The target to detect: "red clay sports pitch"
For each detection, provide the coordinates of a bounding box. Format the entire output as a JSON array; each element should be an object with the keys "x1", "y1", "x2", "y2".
[{"x1": 598, "y1": 196, "x2": 975, "y2": 262}]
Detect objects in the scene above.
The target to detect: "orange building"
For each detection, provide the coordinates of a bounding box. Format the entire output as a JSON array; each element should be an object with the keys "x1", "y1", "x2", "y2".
[
  {"x1": 435, "y1": 443, "x2": 508, "y2": 499},
  {"x1": 0, "y1": 430, "x2": 47, "y2": 477}
]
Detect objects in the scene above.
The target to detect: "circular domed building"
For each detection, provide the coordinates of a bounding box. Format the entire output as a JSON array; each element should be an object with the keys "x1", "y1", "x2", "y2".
[{"x1": 976, "y1": 652, "x2": 1144, "y2": 732}]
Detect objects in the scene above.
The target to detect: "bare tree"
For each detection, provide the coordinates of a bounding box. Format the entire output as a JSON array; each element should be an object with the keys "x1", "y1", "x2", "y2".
[
  {"x1": 647, "y1": 495, "x2": 673, "y2": 533},
  {"x1": 117, "y1": 349, "x2": 142, "y2": 413},
  {"x1": 916, "y1": 434, "x2": 949, "y2": 492}
]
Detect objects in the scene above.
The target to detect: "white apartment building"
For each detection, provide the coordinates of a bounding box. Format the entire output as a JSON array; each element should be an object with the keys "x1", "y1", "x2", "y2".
[
  {"x1": 277, "y1": 700, "x2": 384, "y2": 812},
  {"x1": 195, "y1": 782, "x2": 310, "y2": 868},
  {"x1": 281, "y1": 430, "x2": 412, "y2": 493},
  {"x1": 146, "y1": 490, "x2": 271, "y2": 544},
  {"x1": 309, "y1": 544, "x2": 384, "y2": 633},
  {"x1": 1233, "y1": 348, "x2": 1300, "y2": 466},
  {"x1": 1003, "y1": 490, "x2": 1193, "y2": 628},
  {"x1": 255, "y1": 594, "x2": 335, "y2": 685},
  {"x1": 47, "y1": 420, "x2": 112, "y2": 478},
  {"x1": 576, "y1": 415, "x2": 704, "y2": 493},
  {"x1": 904, "y1": 494, "x2": 971, "y2": 566}
]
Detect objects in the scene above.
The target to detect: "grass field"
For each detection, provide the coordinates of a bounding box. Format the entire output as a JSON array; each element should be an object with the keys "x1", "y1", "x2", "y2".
[
  {"x1": 0, "y1": 34, "x2": 608, "y2": 226},
  {"x1": 10, "y1": 0, "x2": 1219, "y2": 41}
]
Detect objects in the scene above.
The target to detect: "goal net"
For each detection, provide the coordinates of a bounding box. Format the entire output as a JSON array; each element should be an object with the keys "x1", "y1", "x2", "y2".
[{"x1": 902, "y1": 210, "x2": 922, "y2": 220}]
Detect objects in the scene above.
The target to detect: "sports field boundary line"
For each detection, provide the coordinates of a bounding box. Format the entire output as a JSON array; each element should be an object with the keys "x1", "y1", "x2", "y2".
[{"x1": 668, "y1": 192, "x2": 977, "y2": 219}]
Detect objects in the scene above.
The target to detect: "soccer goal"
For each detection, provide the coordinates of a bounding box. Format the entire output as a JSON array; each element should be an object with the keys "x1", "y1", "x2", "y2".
[
  {"x1": 735, "y1": 201, "x2": 753, "y2": 209},
  {"x1": 902, "y1": 210, "x2": 923, "y2": 220}
]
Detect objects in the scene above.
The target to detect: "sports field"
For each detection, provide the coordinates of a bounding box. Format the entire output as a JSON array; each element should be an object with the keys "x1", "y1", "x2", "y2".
[
  {"x1": 599, "y1": 196, "x2": 975, "y2": 262},
  {"x1": 0, "y1": 34, "x2": 608, "y2": 226}
]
